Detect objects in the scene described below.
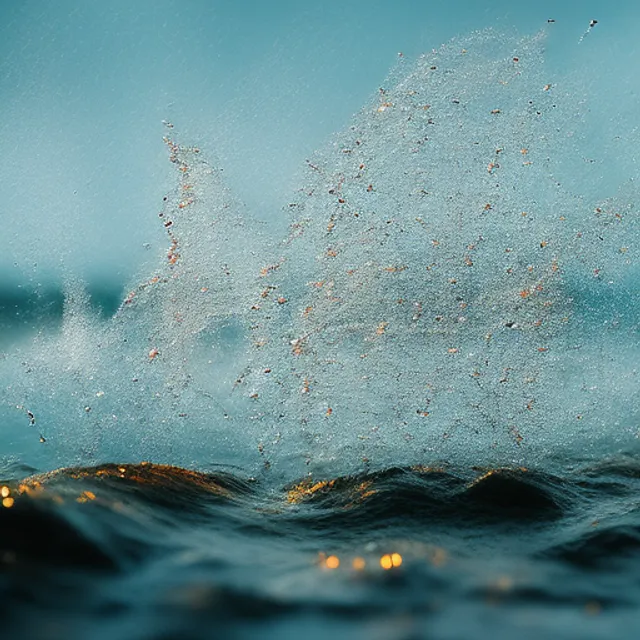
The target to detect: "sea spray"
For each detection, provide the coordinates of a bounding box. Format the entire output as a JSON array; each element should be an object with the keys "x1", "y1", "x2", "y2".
[
  {"x1": 2, "y1": 28, "x2": 638, "y2": 480},
  {"x1": 243, "y1": 29, "x2": 639, "y2": 475}
]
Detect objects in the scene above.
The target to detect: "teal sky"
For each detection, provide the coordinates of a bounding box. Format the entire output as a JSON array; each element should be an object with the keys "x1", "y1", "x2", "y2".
[{"x1": 0, "y1": 0, "x2": 638, "y2": 287}]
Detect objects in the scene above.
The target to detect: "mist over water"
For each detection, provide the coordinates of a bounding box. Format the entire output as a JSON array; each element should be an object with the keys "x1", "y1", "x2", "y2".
[
  {"x1": 1, "y1": 26, "x2": 638, "y2": 482},
  {"x1": 3, "y1": 9, "x2": 640, "y2": 639}
]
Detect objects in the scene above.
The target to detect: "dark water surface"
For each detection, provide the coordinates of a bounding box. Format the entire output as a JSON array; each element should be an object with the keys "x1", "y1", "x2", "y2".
[{"x1": 2, "y1": 459, "x2": 640, "y2": 639}]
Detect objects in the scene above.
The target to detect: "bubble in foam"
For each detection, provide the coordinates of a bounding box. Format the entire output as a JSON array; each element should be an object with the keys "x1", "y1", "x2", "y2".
[{"x1": 1, "y1": 27, "x2": 638, "y2": 480}]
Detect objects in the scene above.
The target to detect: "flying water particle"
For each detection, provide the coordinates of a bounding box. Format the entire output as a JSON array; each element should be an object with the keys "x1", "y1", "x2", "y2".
[
  {"x1": 579, "y1": 19, "x2": 598, "y2": 43},
  {"x1": 1, "y1": 26, "x2": 638, "y2": 482}
]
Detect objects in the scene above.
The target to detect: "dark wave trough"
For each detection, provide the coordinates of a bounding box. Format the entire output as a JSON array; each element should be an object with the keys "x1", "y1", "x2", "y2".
[{"x1": 2, "y1": 460, "x2": 640, "y2": 639}]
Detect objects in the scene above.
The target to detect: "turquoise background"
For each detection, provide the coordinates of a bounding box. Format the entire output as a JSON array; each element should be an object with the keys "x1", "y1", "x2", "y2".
[{"x1": 0, "y1": 1, "x2": 638, "y2": 290}]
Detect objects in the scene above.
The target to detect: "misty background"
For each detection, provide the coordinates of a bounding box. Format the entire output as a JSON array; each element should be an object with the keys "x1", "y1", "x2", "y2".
[{"x1": 0, "y1": 0, "x2": 638, "y2": 337}]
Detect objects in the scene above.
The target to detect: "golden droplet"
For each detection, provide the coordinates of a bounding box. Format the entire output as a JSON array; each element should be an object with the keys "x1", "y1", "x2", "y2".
[
  {"x1": 430, "y1": 546, "x2": 448, "y2": 567},
  {"x1": 494, "y1": 575, "x2": 514, "y2": 592}
]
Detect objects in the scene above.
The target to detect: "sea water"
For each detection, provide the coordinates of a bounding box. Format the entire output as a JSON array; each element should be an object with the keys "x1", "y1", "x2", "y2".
[{"x1": 1, "y1": 20, "x2": 640, "y2": 640}]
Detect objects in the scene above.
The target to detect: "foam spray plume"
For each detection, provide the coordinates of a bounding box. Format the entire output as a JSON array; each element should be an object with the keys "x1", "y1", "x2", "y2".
[{"x1": 2, "y1": 28, "x2": 638, "y2": 482}]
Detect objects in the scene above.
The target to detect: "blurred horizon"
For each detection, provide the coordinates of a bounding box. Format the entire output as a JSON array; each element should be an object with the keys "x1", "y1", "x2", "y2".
[{"x1": 1, "y1": 1, "x2": 638, "y2": 305}]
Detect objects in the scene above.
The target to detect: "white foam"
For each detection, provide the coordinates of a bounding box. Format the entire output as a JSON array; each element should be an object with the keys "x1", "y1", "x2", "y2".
[{"x1": 2, "y1": 28, "x2": 638, "y2": 481}]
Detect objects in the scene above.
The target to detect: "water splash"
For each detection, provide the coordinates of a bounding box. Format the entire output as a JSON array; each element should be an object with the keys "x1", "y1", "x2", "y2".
[{"x1": 2, "y1": 28, "x2": 638, "y2": 481}]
